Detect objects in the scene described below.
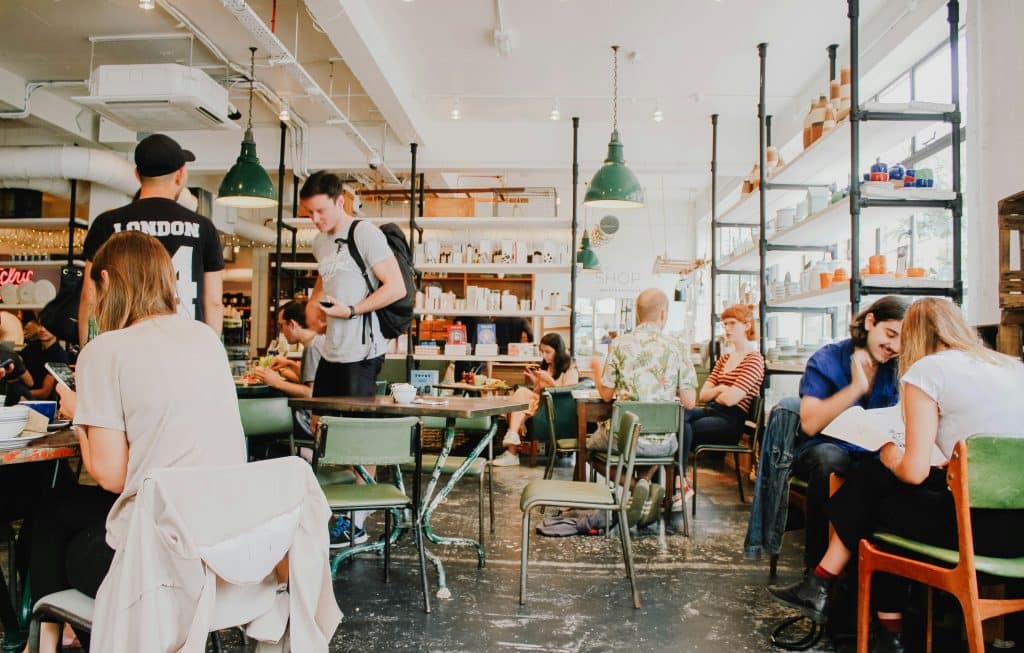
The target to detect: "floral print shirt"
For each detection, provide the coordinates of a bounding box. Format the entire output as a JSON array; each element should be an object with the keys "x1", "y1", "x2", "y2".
[{"x1": 600, "y1": 323, "x2": 697, "y2": 401}]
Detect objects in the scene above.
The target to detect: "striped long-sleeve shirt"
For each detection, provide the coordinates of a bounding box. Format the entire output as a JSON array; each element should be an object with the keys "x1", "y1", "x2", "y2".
[{"x1": 708, "y1": 351, "x2": 765, "y2": 414}]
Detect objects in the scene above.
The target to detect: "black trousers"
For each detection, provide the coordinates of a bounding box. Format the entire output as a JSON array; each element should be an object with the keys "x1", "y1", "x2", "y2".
[
  {"x1": 826, "y1": 459, "x2": 1024, "y2": 611},
  {"x1": 29, "y1": 485, "x2": 117, "y2": 606},
  {"x1": 313, "y1": 356, "x2": 384, "y2": 398},
  {"x1": 681, "y1": 403, "x2": 745, "y2": 469},
  {"x1": 0, "y1": 461, "x2": 76, "y2": 583}
]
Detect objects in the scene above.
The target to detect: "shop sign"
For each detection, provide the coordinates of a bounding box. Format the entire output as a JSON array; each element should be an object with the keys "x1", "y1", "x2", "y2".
[{"x1": 0, "y1": 268, "x2": 35, "y2": 285}]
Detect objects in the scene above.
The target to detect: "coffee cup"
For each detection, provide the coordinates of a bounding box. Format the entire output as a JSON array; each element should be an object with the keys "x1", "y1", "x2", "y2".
[
  {"x1": 390, "y1": 383, "x2": 416, "y2": 404},
  {"x1": 22, "y1": 400, "x2": 57, "y2": 423}
]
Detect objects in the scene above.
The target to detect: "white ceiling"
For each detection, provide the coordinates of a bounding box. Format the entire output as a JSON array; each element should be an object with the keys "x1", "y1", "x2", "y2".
[{"x1": 0, "y1": 0, "x2": 918, "y2": 196}]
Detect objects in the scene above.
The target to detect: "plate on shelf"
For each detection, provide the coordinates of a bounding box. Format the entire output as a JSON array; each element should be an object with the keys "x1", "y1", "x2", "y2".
[{"x1": 35, "y1": 280, "x2": 57, "y2": 304}]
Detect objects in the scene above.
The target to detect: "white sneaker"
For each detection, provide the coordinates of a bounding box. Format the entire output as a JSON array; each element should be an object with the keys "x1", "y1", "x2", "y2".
[{"x1": 491, "y1": 450, "x2": 520, "y2": 467}]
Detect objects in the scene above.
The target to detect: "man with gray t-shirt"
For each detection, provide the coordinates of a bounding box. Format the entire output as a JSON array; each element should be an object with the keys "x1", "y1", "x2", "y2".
[{"x1": 301, "y1": 171, "x2": 405, "y2": 397}]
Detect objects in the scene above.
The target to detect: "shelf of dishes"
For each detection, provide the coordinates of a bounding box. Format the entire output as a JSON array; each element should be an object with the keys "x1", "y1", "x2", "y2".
[
  {"x1": 417, "y1": 263, "x2": 571, "y2": 274},
  {"x1": 716, "y1": 102, "x2": 952, "y2": 226},
  {"x1": 281, "y1": 216, "x2": 569, "y2": 230},
  {"x1": 0, "y1": 218, "x2": 89, "y2": 230},
  {"x1": 768, "y1": 277, "x2": 953, "y2": 309},
  {"x1": 0, "y1": 280, "x2": 58, "y2": 305},
  {"x1": 717, "y1": 189, "x2": 956, "y2": 269}
]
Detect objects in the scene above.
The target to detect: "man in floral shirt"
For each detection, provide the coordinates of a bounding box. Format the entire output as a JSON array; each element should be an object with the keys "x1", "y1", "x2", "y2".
[{"x1": 588, "y1": 288, "x2": 698, "y2": 453}]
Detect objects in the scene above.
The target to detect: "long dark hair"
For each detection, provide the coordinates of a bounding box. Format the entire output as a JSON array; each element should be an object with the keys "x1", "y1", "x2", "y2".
[
  {"x1": 539, "y1": 332, "x2": 572, "y2": 380},
  {"x1": 849, "y1": 295, "x2": 909, "y2": 348}
]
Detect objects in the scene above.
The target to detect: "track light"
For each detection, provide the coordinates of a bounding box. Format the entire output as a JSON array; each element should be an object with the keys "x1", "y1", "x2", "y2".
[
  {"x1": 278, "y1": 101, "x2": 290, "y2": 122},
  {"x1": 138, "y1": 0, "x2": 155, "y2": 8},
  {"x1": 549, "y1": 99, "x2": 561, "y2": 121},
  {"x1": 450, "y1": 98, "x2": 462, "y2": 120},
  {"x1": 652, "y1": 105, "x2": 664, "y2": 123}
]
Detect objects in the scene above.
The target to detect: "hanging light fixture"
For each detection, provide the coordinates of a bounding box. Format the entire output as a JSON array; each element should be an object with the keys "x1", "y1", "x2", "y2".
[
  {"x1": 217, "y1": 47, "x2": 277, "y2": 209},
  {"x1": 576, "y1": 206, "x2": 600, "y2": 270},
  {"x1": 278, "y1": 100, "x2": 290, "y2": 122},
  {"x1": 584, "y1": 45, "x2": 644, "y2": 209}
]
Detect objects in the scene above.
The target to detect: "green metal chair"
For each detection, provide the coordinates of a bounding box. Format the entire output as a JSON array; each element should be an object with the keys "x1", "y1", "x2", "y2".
[
  {"x1": 519, "y1": 410, "x2": 642, "y2": 608},
  {"x1": 238, "y1": 397, "x2": 294, "y2": 459},
  {"x1": 400, "y1": 415, "x2": 494, "y2": 547},
  {"x1": 316, "y1": 415, "x2": 430, "y2": 612},
  {"x1": 535, "y1": 384, "x2": 592, "y2": 480},
  {"x1": 690, "y1": 394, "x2": 765, "y2": 516},
  {"x1": 590, "y1": 400, "x2": 687, "y2": 538},
  {"x1": 857, "y1": 435, "x2": 1024, "y2": 653}
]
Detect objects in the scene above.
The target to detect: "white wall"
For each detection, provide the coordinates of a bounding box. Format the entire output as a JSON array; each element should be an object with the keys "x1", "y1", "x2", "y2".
[{"x1": 965, "y1": 0, "x2": 1022, "y2": 325}]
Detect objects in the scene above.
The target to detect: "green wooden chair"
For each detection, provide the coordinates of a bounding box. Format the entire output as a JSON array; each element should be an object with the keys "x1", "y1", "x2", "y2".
[
  {"x1": 590, "y1": 400, "x2": 687, "y2": 538},
  {"x1": 400, "y1": 415, "x2": 494, "y2": 547},
  {"x1": 238, "y1": 397, "x2": 294, "y2": 460},
  {"x1": 316, "y1": 415, "x2": 430, "y2": 613},
  {"x1": 519, "y1": 410, "x2": 642, "y2": 608},
  {"x1": 857, "y1": 435, "x2": 1024, "y2": 653},
  {"x1": 690, "y1": 394, "x2": 765, "y2": 517}
]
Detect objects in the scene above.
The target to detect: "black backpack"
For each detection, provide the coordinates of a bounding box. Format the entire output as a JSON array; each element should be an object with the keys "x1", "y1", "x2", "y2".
[
  {"x1": 346, "y1": 220, "x2": 416, "y2": 340},
  {"x1": 39, "y1": 265, "x2": 84, "y2": 346}
]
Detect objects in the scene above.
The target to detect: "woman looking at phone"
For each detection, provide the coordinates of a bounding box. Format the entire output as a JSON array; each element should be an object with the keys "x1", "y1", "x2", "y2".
[
  {"x1": 492, "y1": 332, "x2": 578, "y2": 467},
  {"x1": 28, "y1": 231, "x2": 246, "y2": 653}
]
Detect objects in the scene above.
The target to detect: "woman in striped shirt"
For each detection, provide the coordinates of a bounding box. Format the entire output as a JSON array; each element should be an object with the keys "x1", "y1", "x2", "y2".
[{"x1": 682, "y1": 303, "x2": 765, "y2": 469}]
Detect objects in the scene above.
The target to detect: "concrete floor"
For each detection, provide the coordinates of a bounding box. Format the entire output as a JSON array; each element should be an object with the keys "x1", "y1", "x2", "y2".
[{"x1": 214, "y1": 454, "x2": 829, "y2": 652}]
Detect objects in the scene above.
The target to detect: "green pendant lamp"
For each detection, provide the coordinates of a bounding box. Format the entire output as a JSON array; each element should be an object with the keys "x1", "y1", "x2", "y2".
[
  {"x1": 584, "y1": 45, "x2": 644, "y2": 209},
  {"x1": 217, "y1": 47, "x2": 277, "y2": 209},
  {"x1": 576, "y1": 231, "x2": 600, "y2": 270}
]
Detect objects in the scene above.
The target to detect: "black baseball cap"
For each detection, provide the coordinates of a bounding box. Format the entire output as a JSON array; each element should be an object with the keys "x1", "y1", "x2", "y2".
[{"x1": 134, "y1": 134, "x2": 196, "y2": 177}]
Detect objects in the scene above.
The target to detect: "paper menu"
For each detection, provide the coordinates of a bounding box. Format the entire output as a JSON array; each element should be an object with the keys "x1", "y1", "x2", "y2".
[{"x1": 821, "y1": 405, "x2": 946, "y2": 465}]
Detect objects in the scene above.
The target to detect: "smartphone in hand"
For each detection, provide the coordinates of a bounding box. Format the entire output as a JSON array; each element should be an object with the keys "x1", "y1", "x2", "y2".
[
  {"x1": 45, "y1": 362, "x2": 75, "y2": 391},
  {"x1": 319, "y1": 300, "x2": 335, "y2": 308}
]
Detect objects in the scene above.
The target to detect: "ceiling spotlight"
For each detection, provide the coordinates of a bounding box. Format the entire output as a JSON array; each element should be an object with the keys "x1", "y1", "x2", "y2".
[
  {"x1": 549, "y1": 99, "x2": 561, "y2": 121},
  {"x1": 450, "y1": 98, "x2": 462, "y2": 120},
  {"x1": 278, "y1": 101, "x2": 290, "y2": 122},
  {"x1": 652, "y1": 105, "x2": 664, "y2": 122},
  {"x1": 138, "y1": 0, "x2": 155, "y2": 8}
]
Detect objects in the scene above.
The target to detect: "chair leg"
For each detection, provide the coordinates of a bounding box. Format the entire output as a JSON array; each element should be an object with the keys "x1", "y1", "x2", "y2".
[
  {"x1": 488, "y1": 459, "x2": 495, "y2": 535},
  {"x1": 733, "y1": 452, "x2": 746, "y2": 503},
  {"x1": 544, "y1": 446, "x2": 556, "y2": 480},
  {"x1": 925, "y1": 586, "x2": 933, "y2": 653},
  {"x1": 856, "y1": 550, "x2": 873, "y2": 653},
  {"x1": 528, "y1": 441, "x2": 539, "y2": 468},
  {"x1": 691, "y1": 453, "x2": 699, "y2": 517},
  {"x1": 769, "y1": 554, "x2": 778, "y2": 579},
  {"x1": 656, "y1": 465, "x2": 666, "y2": 540},
  {"x1": 519, "y1": 509, "x2": 531, "y2": 605},
  {"x1": 616, "y1": 510, "x2": 631, "y2": 579},
  {"x1": 414, "y1": 514, "x2": 431, "y2": 613},
  {"x1": 619, "y1": 506, "x2": 641, "y2": 609},
  {"x1": 478, "y1": 472, "x2": 485, "y2": 548},
  {"x1": 383, "y1": 510, "x2": 391, "y2": 583},
  {"x1": 958, "y1": 589, "x2": 987, "y2": 653}
]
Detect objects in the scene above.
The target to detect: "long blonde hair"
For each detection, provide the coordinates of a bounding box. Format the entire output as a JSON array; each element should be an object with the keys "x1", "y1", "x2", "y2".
[
  {"x1": 899, "y1": 298, "x2": 1008, "y2": 377},
  {"x1": 92, "y1": 231, "x2": 178, "y2": 332}
]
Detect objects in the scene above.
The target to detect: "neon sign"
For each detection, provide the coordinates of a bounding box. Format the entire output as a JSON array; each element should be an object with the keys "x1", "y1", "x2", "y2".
[{"x1": 0, "y1": 268, "x2": 35, "y2": 285}]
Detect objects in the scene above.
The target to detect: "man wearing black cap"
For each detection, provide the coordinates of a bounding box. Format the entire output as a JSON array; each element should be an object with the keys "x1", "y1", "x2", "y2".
[{"x1": 78, "y1": 134, "x2": 224, "y2": 344}]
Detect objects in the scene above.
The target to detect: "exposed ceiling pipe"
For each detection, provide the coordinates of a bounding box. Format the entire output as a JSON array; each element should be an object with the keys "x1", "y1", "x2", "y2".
[
  {"x1": 0, "y1": 81, "x2": 87, "y2": 120},
  {"x1": 0, "y1": 178, "x2": 73, "y2": 197},
  {"x1": 219, "y1": 0, "x2": 400, "y2": 183},
  {"x1": 156, "y1": 0, "x2": 310, "y2": 179}
]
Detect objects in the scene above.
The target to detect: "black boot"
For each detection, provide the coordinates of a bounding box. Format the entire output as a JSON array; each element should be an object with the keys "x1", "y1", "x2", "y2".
[
  {"x1": 870, "y1": 624, "x2": 906, "y2": 653},
  {"x1": 768, "y1": 569, "x2": 834, "y2": 624}
]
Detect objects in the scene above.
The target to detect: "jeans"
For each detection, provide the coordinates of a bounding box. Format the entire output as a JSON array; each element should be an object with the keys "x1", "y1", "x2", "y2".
[
  {"x1": 680, "y1": 403, "x2": 745, "y2": 470},
  {"x1": 793, "y1": 438, "x2": 873, "y2": 568},
  {"x1": 743, "y1": 397, "x2": 801, "y2": 560}
]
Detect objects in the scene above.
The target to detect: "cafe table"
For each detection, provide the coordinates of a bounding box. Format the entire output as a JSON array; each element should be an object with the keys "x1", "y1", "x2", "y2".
[
  {"x1": 290, "y1": 395, "x2": 528, "y2": 599},
  {"x1": 572, "y1": 389, "x2": 614, "y2": 482},
  {"x1": 0, "y1": 429, "x2": 80, "y2": 651},
  {"x1": 433, "y1": 381, "x2": 511, "y2": 396}
]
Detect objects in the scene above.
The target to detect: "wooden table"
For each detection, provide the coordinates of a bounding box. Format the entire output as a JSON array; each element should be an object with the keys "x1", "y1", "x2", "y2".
[
  {"x1": 291, "y1": 395, "x2": 529, "y2": 599},
  {"x1": 0, "y1": 429, "x2": 80, "y2": 650},
  {"x1": 572, "y1": 389, "x2": 614, "y2": 481},
  {"x1": 433, "y1": 381, "x2": 511, "y2": 396}
]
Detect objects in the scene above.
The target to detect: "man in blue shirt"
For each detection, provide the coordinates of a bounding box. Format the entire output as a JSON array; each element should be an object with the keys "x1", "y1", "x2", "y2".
[{"x1": 792, "y1": 295, "x2": 908, "y2": 569}]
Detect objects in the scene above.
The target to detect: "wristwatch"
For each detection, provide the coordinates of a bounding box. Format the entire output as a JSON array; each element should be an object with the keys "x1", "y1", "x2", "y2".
[{"x1": 347, "y1": 305, "x2": 359, "y2": 320}]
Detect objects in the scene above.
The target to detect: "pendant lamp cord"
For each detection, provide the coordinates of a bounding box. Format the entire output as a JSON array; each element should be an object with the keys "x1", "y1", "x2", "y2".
[
  {"x1": 611, "y1": 45, "x2": 619, "y2": 132},
  {"x1": 247, "y1": 46, "x2": 257, "y2": 131}
]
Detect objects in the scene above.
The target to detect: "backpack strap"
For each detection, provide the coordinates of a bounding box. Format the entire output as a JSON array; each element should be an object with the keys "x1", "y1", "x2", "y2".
[{"x1": 344, "y1": 220, "x2": 373, "y2": 347}]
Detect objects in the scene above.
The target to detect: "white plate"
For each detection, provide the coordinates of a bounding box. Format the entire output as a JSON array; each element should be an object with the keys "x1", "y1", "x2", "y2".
[
  {"x1": 0, "y1": 433, "x2": 47, "y2": 450},
  {"x1": 35, "y1": 280, "x2": 57, "y2": 304},
  {"x1": 0, "y1": 284, "x2": 16, "y2": 305},
  {"x1": 17, "y1": 280, "x2": 36, "y2": 304}
]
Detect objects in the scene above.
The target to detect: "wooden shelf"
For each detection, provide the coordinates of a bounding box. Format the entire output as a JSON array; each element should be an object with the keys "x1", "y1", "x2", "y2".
[
  {"x1": 387, "y1": 353, "x2": 542, "y2": 363},
  {"x1": 769, "y1": 278, "x2": 953, "y2": 309},
  {"x1": 0, "y1": 303, "x2": 45, "y2": 310},
  {"x1": 0, "y1": 218, "x2": 88, "y2": 230},
  {"x1": 768, "y1": 197, "x2": 949, "y2": 248},
  {"x1": 2, "y1": 259, "x2": 84, "y2": 269},
  {"x1": 417, "y1": 263, "x2": 570, "y2": 274},
  {"x1": 414, "y1": 309, "x2": 570, "y2": 319}
]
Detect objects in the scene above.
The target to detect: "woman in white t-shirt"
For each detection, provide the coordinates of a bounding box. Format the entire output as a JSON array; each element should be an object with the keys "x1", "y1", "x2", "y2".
[
  {"x1": 769, "y1": 298, "x2": 1024, "y2": 648},
  {"x1": 28, "y1": 231, "x2": 245, "y2": 653}
]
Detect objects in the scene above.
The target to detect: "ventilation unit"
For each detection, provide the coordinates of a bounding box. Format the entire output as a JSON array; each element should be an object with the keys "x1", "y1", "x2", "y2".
[{"x1": 74, "y1": 64, "x2": 239, "y2": 131}]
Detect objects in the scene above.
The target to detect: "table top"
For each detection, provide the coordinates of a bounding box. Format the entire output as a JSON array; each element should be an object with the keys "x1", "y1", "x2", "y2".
[
  {"x1": 0, "y1": 429, "x2": 79, "y2": 466},
  {"x1": 291, "y1": 395, "x2": 530, "y2": 419},
  {"x1": 571, "y1": 389, "x2": 609, "y2": 403},
  {"x1": 434, "y1": 382, "x2": 511, "y2": 393}
]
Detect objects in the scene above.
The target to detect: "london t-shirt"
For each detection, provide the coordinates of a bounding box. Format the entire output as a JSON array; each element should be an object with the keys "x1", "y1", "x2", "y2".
[
  {"x1": 311, "y1": 221, "x2": 393, "y2": 363},
  {"x1": 73, "y1": 314, "x2": 246, "y2": 548},
  {"x1": 83, "y1": 198, "x2": 225, "y2": 323}
]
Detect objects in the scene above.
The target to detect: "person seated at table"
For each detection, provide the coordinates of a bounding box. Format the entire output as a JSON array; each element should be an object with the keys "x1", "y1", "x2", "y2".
[
  {"x1": 769, "y1": 298, "x2": 1024, "y2": 652},
  {"x1": 253, "y1": 299, "x2": 326, "y2": 443},
  {"x1": 20, "y1": 314, "x2": 69, "y2": 401},
  {"x1": 587, "y1": 289, "x2": 698, "y2": 491},
  {"x1": 681, "y1": 303, "x2": 764, "y2": 468},
  {"x1": 492, "y1": 332, "x2": 578, "y2": 467},
  {"x1": 26, "y1": 231, "x2": 246, "y2": 653}
]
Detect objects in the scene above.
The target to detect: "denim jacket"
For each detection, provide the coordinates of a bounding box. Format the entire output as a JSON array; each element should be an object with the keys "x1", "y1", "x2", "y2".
[{"x1": 743, "y1": 396, "x2": 801, "y2": 560}]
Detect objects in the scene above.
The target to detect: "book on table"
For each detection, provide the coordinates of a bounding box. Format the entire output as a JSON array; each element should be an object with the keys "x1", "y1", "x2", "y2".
[{"x1": 821, "y1": 405, "x2": 946, "y2": 465}]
